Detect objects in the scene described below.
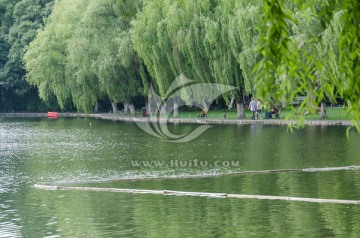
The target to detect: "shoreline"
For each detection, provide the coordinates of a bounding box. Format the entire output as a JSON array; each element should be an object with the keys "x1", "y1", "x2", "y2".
[{"x1": 0, "y1": 112, "x2": 354, "y2": 126}]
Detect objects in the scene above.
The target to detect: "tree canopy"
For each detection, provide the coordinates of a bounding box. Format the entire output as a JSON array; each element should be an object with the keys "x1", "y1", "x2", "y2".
[
  {"x1": 255, "y1": 0, "x2": 360, "y2": 129},
  {"x1": 0, "y1": 0, "x2": 358, "y2": 125},
  {"x1": 24, "y1": 0, "x2": 145, "y2": 112},
  {"x1": 0, "y1": 0, "x2": 55, "y2": 111}
]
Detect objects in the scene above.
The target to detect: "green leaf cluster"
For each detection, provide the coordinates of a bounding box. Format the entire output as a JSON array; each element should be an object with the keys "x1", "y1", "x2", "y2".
[
  {"x1": 254, "y1": 0, "x2": 360, "y2": 129},
  {"x1": 0, "y1": 0, "x2": 55, "y2": 111},
  {"x1": 24, "y1": 0, "x2": 144, "y2": 112}
]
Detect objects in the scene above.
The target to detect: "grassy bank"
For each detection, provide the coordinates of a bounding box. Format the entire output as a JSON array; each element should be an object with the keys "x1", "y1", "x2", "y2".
[
  {"x1": 0, "y1": 106, "x2": 351, "y2": 122},
  {"x1": 174, "y1": 106, "x2": 350, "y2": 120}
]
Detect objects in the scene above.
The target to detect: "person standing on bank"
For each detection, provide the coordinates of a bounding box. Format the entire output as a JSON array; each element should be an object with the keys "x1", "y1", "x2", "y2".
[
  {"x1": 248, "y1": 97, "x2": 257, "y2": 120},
  {"x1": 256, "y1": 99, "x2": 262, "y2": 119}
]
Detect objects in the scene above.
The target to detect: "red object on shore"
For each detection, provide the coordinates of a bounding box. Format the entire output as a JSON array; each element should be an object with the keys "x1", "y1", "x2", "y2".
[{"x1": 47, "y1": 112, "x2": 59, "y2": 119}]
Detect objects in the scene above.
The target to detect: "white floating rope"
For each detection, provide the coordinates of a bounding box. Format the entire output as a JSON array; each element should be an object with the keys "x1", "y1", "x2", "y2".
[{"x1": 33, "y1": 184, "x2": 360, "y2": 205}]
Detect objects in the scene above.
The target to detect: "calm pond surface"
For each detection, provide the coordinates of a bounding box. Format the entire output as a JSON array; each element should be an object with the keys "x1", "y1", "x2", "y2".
[{"x1": 1, "y1": 118, "x2": 360, "y2": 237}]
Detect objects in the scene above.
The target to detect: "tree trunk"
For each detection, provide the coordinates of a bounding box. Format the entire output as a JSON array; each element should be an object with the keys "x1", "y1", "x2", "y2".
[
  {"x1": 160, "y1": 106, "x2": 166, "y2": 116},
  {"x1": 129, "y1": 103, "x2": 136, "y2": 116},
  {"x1": 94, "y1": 101, "x2": 99, "y2": 113},
  {"x1": 111, "y1": 101, "x2": 118, "y2": 113},
  {"x1": 229, "y1": 97, "x2": 235, "y2": 109},
  {"x1": 307, "y1": 91, "x2": 317, "y2": 108},
  {"x1": 236, "y1": 98, "x2": 245, "y2": 118},
  {"x1": 202, "y1": 100, "x2": 208, "y2": 110},
  {"x1": 320, "y1": 101, "x2": 327, "y2": 119},
  {"x1": 123, "y1": 103, "x2": 129, "y2": 114},
  {"x1": 173, "y1": 99, "x2": 178, "y2": 117},
  {"x1": 146, "y1": 99, "x2": 152, "y2": 116}
]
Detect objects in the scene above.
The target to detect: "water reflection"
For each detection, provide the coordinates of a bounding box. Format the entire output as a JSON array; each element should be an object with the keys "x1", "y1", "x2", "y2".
[
  {"x1": 0, "y1": 199, "x2": 22, "y2": 238},
  {"x1": 21, "y1": 187, "x2": 360, "y2": 237},
  {"x1": 0, "y1": 118, "x2": 360, "y2": 237}
]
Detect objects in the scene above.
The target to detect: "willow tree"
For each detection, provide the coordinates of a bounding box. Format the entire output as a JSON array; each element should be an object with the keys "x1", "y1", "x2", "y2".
[
  {"x1": 133, "y1": 0, "x2": 234, "y2": 116},
  {"x1": 131, "y1": 0, "x2": 182, "y2": 116},
  {"x1": 25, "y1": 0, "x2": 145, "y2": 113},
  {"x1": 24, "y1": 0, "x2": 88, "y2": 109},
  {"x1": 255, "y1": 0, "x2": 360, "y2": 129},
  {"x1": 176, "y1": 0, "x2": 264, "y2": 118},
  {"x1": 66, "y1": 0, "x2": 143, "y2": 114},
  {"x1": 163, "y1": 1, "x2": 221, "y2": 111},
  {"x1": 290, "y1": 7, "x2": 342, "y2": 119},
  {"x1": 317, "y1": 10, "x2": 344, "y2": 107},
  {"x1": 132, "y1": 0, "x2": 262, "y2": 118},
  {"x1": 192, "y1": 2, "x2": 246, "y2": 117},
  {"x1": 227, "y1": 1, "x2": 263, "y2": 116}
]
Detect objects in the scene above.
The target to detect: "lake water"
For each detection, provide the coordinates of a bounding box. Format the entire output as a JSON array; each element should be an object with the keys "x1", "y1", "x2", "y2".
[{"x1": 1, "y1": 118, "x2": 360, "y2": 237}]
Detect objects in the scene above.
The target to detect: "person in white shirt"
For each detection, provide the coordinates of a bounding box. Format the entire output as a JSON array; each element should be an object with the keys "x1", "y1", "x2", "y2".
[
  {"x1": 256, "y1": 99, "x2": 262, "y2": 119},
  {"x1": 248, "y1": 97, "x2": 257, "y2": 120}
]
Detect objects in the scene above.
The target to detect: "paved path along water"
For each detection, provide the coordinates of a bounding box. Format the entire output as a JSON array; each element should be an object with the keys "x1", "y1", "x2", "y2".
[{"x1": 0, "y1": 112, "x2": 354, "y2": 126}]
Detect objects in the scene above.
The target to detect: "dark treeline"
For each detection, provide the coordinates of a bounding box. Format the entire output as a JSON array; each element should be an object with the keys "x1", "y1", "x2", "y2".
[{"x1": 0, "y1": 0, "x2": 56, "y2": 112}]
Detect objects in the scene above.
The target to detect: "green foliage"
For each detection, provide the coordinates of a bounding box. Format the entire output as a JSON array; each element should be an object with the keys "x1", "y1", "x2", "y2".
[
  {"x1": 24, "y1": 0, "x2": 86, "y2": 109},
  {"x1": 254, "y1": 0, "x2": 296, "y2": 105},
  {"x1": 254, "y1": 0, "x2": 360, "y2": 130},
  {"x1": 131, "y1": 0, "x2": 263, "y2": 109},
  {"x1": 1, "y1": 0, "x2": 359, "y2": 126},
  {"x1": 24, "y1": 0, "x2": 144, "y2": 112},
  {"x1": 131, "y1": 0, "x2": 174, "y2": 97},
  {"x1": 230, "y1": 4, "x2": 261, "y2": 94},
  {"x1": 338, "y1": 0, "x2": 360, "y2": 130},
  {"x1": 0, "y1": 0, "x2": 55, "y2": 111}
]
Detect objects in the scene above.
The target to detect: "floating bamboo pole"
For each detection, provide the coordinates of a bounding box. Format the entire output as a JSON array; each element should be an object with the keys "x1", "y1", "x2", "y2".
[
  {"x1": 33, "y1": 165, "x2": 360, "y2": 204},
  {"x1": 225, "y1": 194, "x2": 360, "y2": 205},
  {"x1": 34, "y1": 184, "x2": 164, "y2": 195},
  {"x1": 302, "y1": 166, "x2": 360, "y2": 172},
  {"x1": 33, "y1": 184, "x2": 360, "y2": 205}
]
